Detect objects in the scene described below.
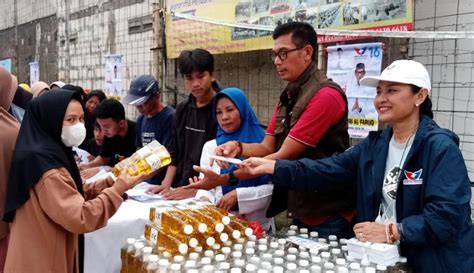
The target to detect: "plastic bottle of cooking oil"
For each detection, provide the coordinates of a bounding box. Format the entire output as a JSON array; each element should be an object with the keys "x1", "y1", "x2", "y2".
[{"x1": 143, "y1": 223, "x2": 188, "y2": 255}]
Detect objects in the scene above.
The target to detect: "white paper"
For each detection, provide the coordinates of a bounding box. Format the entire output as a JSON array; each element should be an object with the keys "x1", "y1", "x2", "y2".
[
  {"x1": 73, "y1": 147, "x2": 91, "y2": 163},
  {"x1": 208, "y1": 154, "x2": 243, "y2": 164}
]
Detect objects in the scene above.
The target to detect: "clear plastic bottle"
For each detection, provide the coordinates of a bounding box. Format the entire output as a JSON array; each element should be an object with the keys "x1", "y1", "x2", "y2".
[
  {"x1": 274, "y1": 257, "x2": 284, "y2": 267},
  {"x1": 257, "y1": 244, "x2": 268, "y2": 257},
  {"x1": 349, "y1": 262, "x2": 362, "y2": 273},
  {"x1": 260, "y1": 261, "x2": 272, "y2": 271},
  {"x1": 331, "y1": 248, "x2": 342, "y2": 259},
  {"x1": 309, "y1": 248, "x2": 319, "y2": 257},
  {"x1": 310, "y1": 231, "x2": 319, "y2": 240},
  {"x1": 321, "y1": 251, "x2": 331, "y2": 263},
  {"x1": 261, "y1": 253, "x2": 272, "y2": 263},
  {"x1": 277, "y1": 238, "x2": 287, "y2": 249},
  {"x1": 173, "y1": 255, "x2": 185, "y2": 265},
  {"x1": 245, "y1": 247, "x2": 255, "y2": 258},
  {"x1": 221, "y1": 246, "x2": 231, "y2": 259},
  {"x1": 156, "y1": 259, "x2": 169, "y2": 273},
  {"x1": 311, "y1": 256, "x2": 322, "y2": 266},
  {"x1": 136, "y1": 246, "x2": 152, "y2": 273},
  {"x1": 120, "y1": 237, "x2": 136, "y2": 273},
  {"x1": 310, "y1": 265, "x2": 322, "y2": 273},
  {"x1": 269, "y1": 241, "x2": 279, "y2": 252},
  {"x1": 129, "y1": 242, "x2": 145, "y2": 273},
  {"x1": 231, "y1": 250, "x2": 242, "y2": 261},
  {"x1": 286, "y1": 262, "x2": 298, "y2": 273},
  {"x1": 323, "y1": 262, "x2": 336, "y2": 271},
  {"x1": 249, "y1": 256, "x2": 261, "y2": 266},
  {"x1": 145, "y1": 254, "x2": 159, "y2": 273},
  {"x1": 202, "y1": 265, "x2": 215, "y2": 272},
  {"x1": 246, "y1": 263, "x2": 258, "y2": 272},
  {"x1": 169, "y1": 263, "x2": 181, "y2": 273}
]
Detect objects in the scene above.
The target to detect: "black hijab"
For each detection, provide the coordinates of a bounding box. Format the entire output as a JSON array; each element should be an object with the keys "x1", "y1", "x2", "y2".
[{"x1": 3, "y1": 89, "x2": 85, "y2": 273}]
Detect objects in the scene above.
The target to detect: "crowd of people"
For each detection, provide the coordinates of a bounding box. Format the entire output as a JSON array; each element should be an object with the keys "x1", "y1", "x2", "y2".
[{"x1": 0, "y1": 21, "x2": 473, "y2": 273}]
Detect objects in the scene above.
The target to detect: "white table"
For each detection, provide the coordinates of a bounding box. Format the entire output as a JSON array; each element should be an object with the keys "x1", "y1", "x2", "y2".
[{"x1": 84, "y1": 184, "x2": 166, "y2": 273}]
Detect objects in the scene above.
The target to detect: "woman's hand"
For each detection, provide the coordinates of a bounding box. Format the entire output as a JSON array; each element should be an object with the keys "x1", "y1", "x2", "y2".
[
  {"x1": 118, "y1": 172, "x2": 148, "y2": 190},
  {"x1": 217, "y1": 190, "x2": 238, "y2": 211},
  {"x1": 353, "y1": 221, "x2": 387, "y2": 243},
  {"x1": 212, "y1": 141, "x2": 240, "y2": 169},
  {"x1": 146, "y1": 184, "x2": 170, "y2": 195},
  {"x1": 184, "y1": 166, "x2": 227, "y2": 190},
  {"x1": 237, "y1": 157, "x2": 276, "y2": 176}
]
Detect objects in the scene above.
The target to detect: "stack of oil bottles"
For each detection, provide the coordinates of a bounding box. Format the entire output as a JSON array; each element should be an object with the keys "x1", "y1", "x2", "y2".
[{"x1": 120, "y1": 219, "x2": 412, "y2": 273}]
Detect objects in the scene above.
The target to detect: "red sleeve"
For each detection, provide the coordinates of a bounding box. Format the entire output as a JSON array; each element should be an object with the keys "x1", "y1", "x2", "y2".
[
  {"x1": 288, "y1": 87, "x2": 346, "y2": 147},
  {"x1": 265, "y1": 103, "x2": 279, "y2": 135}
]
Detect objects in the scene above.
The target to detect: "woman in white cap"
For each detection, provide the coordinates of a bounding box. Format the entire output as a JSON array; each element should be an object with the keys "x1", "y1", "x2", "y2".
[{"x1": 193, "y1": 60, "x2": 474, "y2": 273}]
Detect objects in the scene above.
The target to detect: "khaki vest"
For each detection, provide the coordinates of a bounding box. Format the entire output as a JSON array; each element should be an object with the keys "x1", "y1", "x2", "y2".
[{"x1": 267, "y1": 62, "x2": 357, "y2": 220}]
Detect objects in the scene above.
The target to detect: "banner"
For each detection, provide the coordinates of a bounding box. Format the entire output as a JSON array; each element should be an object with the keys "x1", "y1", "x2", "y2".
[
  {"x1": 327, "y1": 42, "x2": 382, "y2": 138},
  {"x1": 104, "y1": 54, "x2": 123, "y2": 98},
  {"x1": 0, "y1": 59, "x2": 12, "y2": 72},
  {"x1": 165, "y1": 0, "x2": 413, "y2": 58},
  {"x1": 29, "y1": 62, "x2": 39, "y2": 86}
]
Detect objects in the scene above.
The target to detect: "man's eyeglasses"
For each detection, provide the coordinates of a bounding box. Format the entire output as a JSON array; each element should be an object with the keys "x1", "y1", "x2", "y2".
[{"x1": 271, "y1": 47, "x2": 304, "y2": 61}]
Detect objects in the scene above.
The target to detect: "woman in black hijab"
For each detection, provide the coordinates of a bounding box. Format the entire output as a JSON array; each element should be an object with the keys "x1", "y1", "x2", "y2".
[{"x1": 3, "y1": 90, "x2": 145, "y2": 273}]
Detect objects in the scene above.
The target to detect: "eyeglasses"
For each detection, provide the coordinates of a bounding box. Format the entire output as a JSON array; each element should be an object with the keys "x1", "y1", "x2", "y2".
[{"x1": 271, "y1": 47, "x2": 304, "y2": 61}]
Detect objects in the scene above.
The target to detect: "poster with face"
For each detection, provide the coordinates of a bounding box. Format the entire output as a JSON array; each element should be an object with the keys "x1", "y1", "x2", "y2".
[
  {"x1": 327, "y1": 42, "x2": 382, "y2": 138},
  {"x1": 105, "y1": 54, "x2": 123, "y2": 97},
  {"x1": 29, "y1": 62, "x2": 40, "y2": 86}
]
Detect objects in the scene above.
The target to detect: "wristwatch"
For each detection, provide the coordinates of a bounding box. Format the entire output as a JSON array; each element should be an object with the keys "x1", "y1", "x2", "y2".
[{"x1": 228, "y1": 171, "x2": 239, "y2": 186}]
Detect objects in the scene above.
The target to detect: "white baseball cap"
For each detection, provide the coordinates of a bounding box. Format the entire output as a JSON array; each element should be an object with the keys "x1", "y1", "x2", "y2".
[{"x1": 360, "y1": 60, "x2": 431, "y2": 92}]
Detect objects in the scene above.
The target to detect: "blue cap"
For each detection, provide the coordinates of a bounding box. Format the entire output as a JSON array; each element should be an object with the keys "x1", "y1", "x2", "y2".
[{"x1": 122, "y1": 75, "x2": 159, "y2": 105}]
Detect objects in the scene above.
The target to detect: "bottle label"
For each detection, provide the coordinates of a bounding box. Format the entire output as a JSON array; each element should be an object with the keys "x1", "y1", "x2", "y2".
[
  {"x1": 144, "y1": 154, "x2": 162, "y2": 171},
  {"x1": 144, "y1": 224, "x2": 159, "y2": 245},
  {"x1": 149, "y1": 206, "x2": 174, "y2": 226}
]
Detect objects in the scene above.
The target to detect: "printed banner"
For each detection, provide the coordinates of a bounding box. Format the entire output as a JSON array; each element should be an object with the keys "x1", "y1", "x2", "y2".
[
  {"x1": 0, "y1": 58, "x2": 12, "y2": 72},
  {"x1": 104, "y1": 54, "x2": 123, "y2": 98},
  {"x1": 327, "y1": 42, "x2": 382, "y2": 138},
  {"x1": 29, "y1": 62, "x2": 39, "y2": 86},
  {"x1": 165, "y1": 0, "x2": 413, "y2": 58}
]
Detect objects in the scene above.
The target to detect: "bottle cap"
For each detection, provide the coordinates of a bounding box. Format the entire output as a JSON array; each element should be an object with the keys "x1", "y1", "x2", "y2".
[
  {"x1": 188, "y1": 252, "x2": 199, "y2": 260},
  {"x1": 321, "y1": 251, "x2": 330, "y2": 258},
  {"x1": 336, "y1": 258, "x2": 346, "y2": 265},
  {"x1": 245, "y1": 264, "x2": 257, "y2": 271},
  {"x1": 273, "y1": 266, "x2": 284, "y2": 273},
  {"x1": 236, "y1": 237, "x2": 245, "y2": 244},
  {"x1": 188, "y1": 238, "x2": 199, "y2": 248},
  {"x1": 198, "y1": 223, "x2": 207, "y2": 233},
  {"x1": 173, "y1": 255, "x2": 184, "y2": 263},
  {"x1": 204, "y1": 250, "x2": 214, "y2": 257},
  {"x1": 246, "y1": 241, "x2": 256, "y2": 248},
  {"x1": 230, "y1": 268, "x2": 242, "y2": 273},
  {"x1": 178, "y1": 243, "x2": 188, "y2": 255},
  {"x1": 300, "y1": 228, "x2": 308, "y2": 234},
  {"x1": 170, "y1": 263, "x2": 181, "y2": 271},
  {"x1": 288, "y1": 247, "x2": 298, "y2": 254},
  {"x1": 270, "y1": 242, "x2": 278, "y2": 249},
  {"x1": 206, "y1": 237, "x2": 215, "y2": 247},
  {"x1": 275, "y1": 250, "x2": 285, "y2": 257},
  {"x1": 215, "y1": 254, "x2": 225, "y2": 262},
  {"x1": 184, "y1": 224, "x2": 193, "y2": 235},
  {"x1": 233, "y1": 244, "x2": 243, "y2": 251},
  {"x1": 220, "y1": 233, "x2": 229, "y2": 243},
  {"x1": 221, "y1": 246, "x2": 231, "y2": 254},
  {"x1": 289, "y1": 225, "x2": 298, "y2": 230},
  {"x1": 221, "y1": 216, "x2": 231, "y2": 225},
  {"x1": 287, "y1": 263, "x2": 297, "y2": 270},
  {"x1": 245, "y1": 248, "x2": 255, "y2": 255},
  {"x1": 365, "y1": 267, "x2": 376, "y2": 273},
  {"x1": 219, "y1": 262, "x2": 230, "y2": 270},
  {"x1": 212, "y1": 243, "x2": 221, "y2": 250},
  {"x1": 310, "y1": 231, "x2": 319, "y2": 238},
  {"x1": 299, "y1": 259, "x2": 309, "y2": 267},
  {"x1": 148, "y1": 255, "x2": 159, "y2": 262},
  {"x1": 215, "y1": 223, "x2": 225, "y2": 233},
  {"x1": 201, "y1": 257, "x2": 211, "y2": 265},
  {"x1": 286, "y1": 254, "x2": 296, "y2": 261},
  {"x1": 142, "y1": 246, "x2": 152, "y2": 254},
  {"x1": 232, "y1": 251, "x2": 242, "y2": 258},
  {"x1": 232, "y1": 230, "x2": 241, "y2": 239},
  {"x1": 162, "y1": 251, "x2": 172, "y2": 258},
  {"x1": 202, "y1": 265, "x2": 214, "y2": 272},
  {"x1": 300, "y1": 251, "x2": 310, "y2": 259},
  {"x1": 158, "y1": 259, "x2": 169, "y2": 266},
  {"x1": 184, "y1": 260, "x2": 196, "y2": 268},
  {"x1": 234, "y1": 259, "x2": 245, "y2": 267},
  {"x1": 244, "y1": 227, "x2": 253, "y2": 237},
  {"x1": 328, "y1": 235, "x2": 338, "y2": 241}
]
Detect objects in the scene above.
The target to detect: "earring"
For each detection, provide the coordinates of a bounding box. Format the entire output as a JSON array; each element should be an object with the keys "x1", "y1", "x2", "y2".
[{"x1": 415, "y1": 103, "x2": 420, "y2": 107}]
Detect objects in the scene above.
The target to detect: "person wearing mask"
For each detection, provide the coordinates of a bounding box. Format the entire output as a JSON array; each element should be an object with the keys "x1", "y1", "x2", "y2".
[
  {"x1": 147, "y1": 48, "x2": 220, "y2": 200},
  {"x1": 188, "y1": 22, "x2": 354, "y2": 239},
  {"x1": 192, "y1": 87, "x2": 273, "y2": 231},
  {"x1": 3, "y1": 90, "x2": 146, "y2": 273},
  {"x1": 233, "y1": 60, "x2": 474, "y2": 273},
  {"x1": 80, "y1": 99, "x2": 137, "y2": 169},
  {"x1": 0, "y1": 66, "x2": 21, "y2": 271},
  {"x1": 122, "y1": 75, "x2": 175, "y2": 185},
  {"x1": 31, "y1": 81, "x2": 50, "y2": 97}
]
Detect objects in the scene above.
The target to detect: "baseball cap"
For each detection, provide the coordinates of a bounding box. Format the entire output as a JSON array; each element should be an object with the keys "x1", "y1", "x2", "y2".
[
  {"x1": 122, "y1": 75, "x2": 159, "y2": 105},
  {"x1": 360, "y1": 60, "x2": 431, "y2": 92}
]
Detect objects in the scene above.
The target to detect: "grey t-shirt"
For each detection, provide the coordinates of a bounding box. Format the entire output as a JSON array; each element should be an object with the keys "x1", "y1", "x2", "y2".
[{"x1": 378, "y1": 135, "x2": 414, "y2": 223}]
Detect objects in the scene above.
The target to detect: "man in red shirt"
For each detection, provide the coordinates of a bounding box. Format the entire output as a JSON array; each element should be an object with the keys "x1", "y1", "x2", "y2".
[{"x1": 190, "y1": 22, "x2": 355, "y2": 238}]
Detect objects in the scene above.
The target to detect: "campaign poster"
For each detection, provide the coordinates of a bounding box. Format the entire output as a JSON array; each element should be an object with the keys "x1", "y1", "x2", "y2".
[
  {"x1": 327, "y1": 42, "x2": 382, "y2": 138},
  {"x1": 29, "y1": 62, "x2": 40, "y2": 86},
  {"x1": 104, "y1": 54, "x2": 123, "y2": 97}
]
